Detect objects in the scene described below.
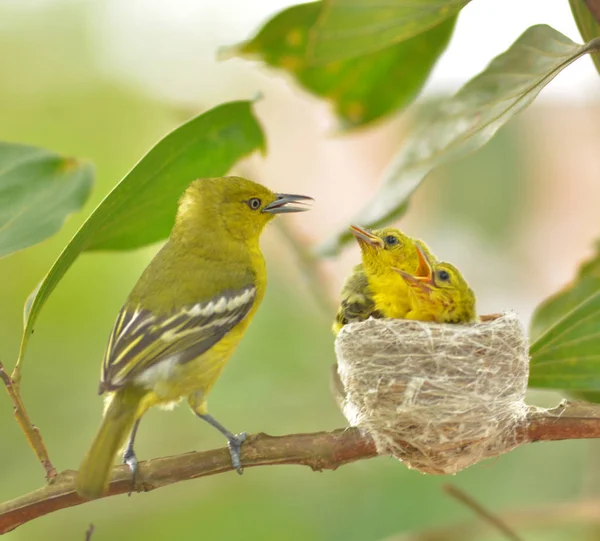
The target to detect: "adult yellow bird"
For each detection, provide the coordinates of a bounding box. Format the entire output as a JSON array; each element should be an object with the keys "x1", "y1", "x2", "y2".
[
  {"x1": 395, "y1": 244, "x2": 476, "y2": 323},
  {"x1": 332, "y1": 225, "x2": 436, "y2": 333},
  {"x1": 76, "y1": 176, "x2": 312, "y2": 500}
]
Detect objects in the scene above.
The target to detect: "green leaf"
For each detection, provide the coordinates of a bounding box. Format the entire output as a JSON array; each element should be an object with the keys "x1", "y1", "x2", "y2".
[
  {"x1": 18, "y1": 100, "x2": 265, "y2": 364},
  {"x1": 530, "y1": 240, "x2": 600, "y2": 343},
  {"x1": 569, "y1": 0, "x2": 600, "y2": 74},
  {"x1": 317, "y1": 25, "x2": 600, "y2": 256},
  {"x1": 529, "y1": 241, "x2": 600, "y2": 396},
  {"x1": 530, "y1": 289, "x2": 600, "y2": 392},
  {"x1": 309, "y1": 0, "x2": 469, "y2": 63},
  {"x1": 0, "y1": 143, "x2": 93, "y2": 259},
  {"x1": 231, "y1": 2, "x2": 456, "y2": 129}
]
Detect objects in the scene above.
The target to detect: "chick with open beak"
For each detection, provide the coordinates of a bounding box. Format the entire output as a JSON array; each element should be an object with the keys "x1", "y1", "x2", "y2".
[
  {"x1": 394, "y1": 244, "x2": 476, "y2": 324},
  {"x1": 332, "y1": 225, "x2": 438, "y2": 335}
]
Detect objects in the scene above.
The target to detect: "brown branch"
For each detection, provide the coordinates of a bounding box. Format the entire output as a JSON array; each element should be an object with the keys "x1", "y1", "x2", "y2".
[
  {"x1": 0, "y1": 428, "x2": 377, "y2": 534},
  {"x1": 443, "y1": 484, "x2": 524, "y2": 541},
  {"x1": 4, "y1": 400, "x2": 600, "y2": 535},
  {"x1": 0, "y1": 361, "x2": 56, "y2": 482},
  {"x1": 517, "y1": 400, "x2": 600, "y2": 442}
]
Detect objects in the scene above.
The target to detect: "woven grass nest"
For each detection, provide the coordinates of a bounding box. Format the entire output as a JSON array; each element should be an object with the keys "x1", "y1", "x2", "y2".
[{"x1": 334, "y1": 312, "x2": 530, "y2": 475}]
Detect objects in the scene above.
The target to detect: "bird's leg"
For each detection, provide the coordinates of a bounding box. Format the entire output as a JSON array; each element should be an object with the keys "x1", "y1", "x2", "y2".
[
  {"x1": 189, "y1": 392, "x2": 246, "y2": 474},
  {"x1": 123, "y1": 419, "x2": 141, "y2": 492},
  {"x1": 196, "y1": 413, "x2": 247, "y2": 474}
]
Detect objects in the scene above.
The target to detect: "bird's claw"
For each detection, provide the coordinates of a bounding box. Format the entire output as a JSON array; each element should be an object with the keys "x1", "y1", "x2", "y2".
[
  {"x1": 227, "y1": 432, "x2": 247, "y2": 475},
  {"x1": 123, "y1": 448, "x2": 139, "y2": 496}
]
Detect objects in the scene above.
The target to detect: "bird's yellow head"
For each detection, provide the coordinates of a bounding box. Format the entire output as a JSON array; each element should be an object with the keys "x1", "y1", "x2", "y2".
[
  {"x1": 395, "y1": 245, "x2": 476, "y2": 324},
  {"x1": 349, "y1": 225, "x2": 423, "y2": 274},
  {"x1": 175, "y1": 176, "x2": 312, "y2": 242}
]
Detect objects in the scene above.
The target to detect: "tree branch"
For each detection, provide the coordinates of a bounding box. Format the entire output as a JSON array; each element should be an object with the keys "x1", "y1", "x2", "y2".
[
  {"x1": 3, "y1": 400, "x2": 600, "y2": 535},
  {"x1": 0, "y1": 428, "x2": 377, "y2": 534},
  {"x1": 0, "y1": 361, "x2": 56, "y2": 482}
]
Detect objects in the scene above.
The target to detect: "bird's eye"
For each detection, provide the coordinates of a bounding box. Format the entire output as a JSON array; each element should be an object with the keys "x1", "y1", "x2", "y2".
[
  {"x1": 437, "y1": 270, "x2": 451, "y2": 282},
  {"x1": 385, "y1": 235, "x2": 399, "y2": 246},
  {"x1": 247, "y1": 197, "x2": 262, "y2": 210}
]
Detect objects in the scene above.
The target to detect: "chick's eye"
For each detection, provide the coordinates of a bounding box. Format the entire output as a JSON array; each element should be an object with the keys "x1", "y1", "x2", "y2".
[
  {"x1": 385, "y1": 235, "x2": 399, "y2": 246},
  {"x1": 437, "y1": 270, "x2": 450, "y2": 282},
  {"x1": 247, "y1": 197, "x2": 262, "y2": 210}
]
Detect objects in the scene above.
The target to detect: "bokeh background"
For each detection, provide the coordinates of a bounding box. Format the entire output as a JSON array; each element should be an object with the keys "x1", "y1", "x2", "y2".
[{"x1": 2, "y1": 1, "x2": 600, "y2": 540}]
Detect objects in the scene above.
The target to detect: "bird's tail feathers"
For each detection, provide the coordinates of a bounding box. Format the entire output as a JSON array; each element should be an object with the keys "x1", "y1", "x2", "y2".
[{"x1": 76, "y1": 387, "x2": 144, "y2": 500}]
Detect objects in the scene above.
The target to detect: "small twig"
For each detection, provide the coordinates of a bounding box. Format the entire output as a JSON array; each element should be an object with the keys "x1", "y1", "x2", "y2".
[
  {"x1": 0, "y1": 361, "x2": 56, "y2": 482},
  {"x1": 386, "y1": 498, "x2": 600, "y2": 540},
  {"x1": 84, "y1": 523, "x2": 95, "y2": 541},
  {"x1": 276, "y1": 219, "x2": 337, "y2": 316},
  {"x1": 443, "y1": 484, "x2": 525, "y2": 541}
]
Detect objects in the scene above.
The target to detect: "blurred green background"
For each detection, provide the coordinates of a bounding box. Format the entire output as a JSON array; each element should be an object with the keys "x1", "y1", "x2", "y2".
[{"x1": 2, "y1": 2, "x2": 600, "y2": 540}]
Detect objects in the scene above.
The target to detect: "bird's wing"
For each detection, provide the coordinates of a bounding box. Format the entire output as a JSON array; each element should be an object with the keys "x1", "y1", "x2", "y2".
[
  {"x1": 99, "y1": 285, "x2": 256, "y2": 392},
  {"x1": 336, "y1": 268, "x2": 377, "y2": 325}
]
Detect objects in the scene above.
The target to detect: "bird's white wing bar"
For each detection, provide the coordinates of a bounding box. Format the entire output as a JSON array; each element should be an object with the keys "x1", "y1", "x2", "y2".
[{"x1": 100, "y1": 285, "x2": 257, "y2": 392}]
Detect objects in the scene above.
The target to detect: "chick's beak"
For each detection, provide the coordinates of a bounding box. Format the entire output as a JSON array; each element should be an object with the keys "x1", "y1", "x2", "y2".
[
  {"x1": 394, "y1": 244, "x2": 435, "y2": 291},
  {"x1": 349, "y1": 224, "x2": 384, "y2": 249},
  {"x1": 263, "y1": 193, "x2": 313, "y2": 214}
]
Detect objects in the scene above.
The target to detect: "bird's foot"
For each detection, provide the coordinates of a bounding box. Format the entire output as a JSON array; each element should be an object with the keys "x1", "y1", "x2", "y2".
[
  {"x1": 123, "y1": 448, "x2": 139, "y2": 495},
  {"x1": 227, "y1": 432, "x2": 247, "y2": 475}
]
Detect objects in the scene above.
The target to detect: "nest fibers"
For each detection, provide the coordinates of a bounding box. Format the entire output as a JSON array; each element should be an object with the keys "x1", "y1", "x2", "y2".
[{"x1": 334, "y1": 312, "x2": 530, "y2": 474}]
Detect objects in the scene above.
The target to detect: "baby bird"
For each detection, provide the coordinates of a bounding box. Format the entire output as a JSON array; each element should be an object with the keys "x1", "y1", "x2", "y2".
[
  {"x1": 332, "y1": 225, "x2": 436, "y2": 334},
  {"x1": 395, "y1": 244, "x2": 476, "y2": 324}
]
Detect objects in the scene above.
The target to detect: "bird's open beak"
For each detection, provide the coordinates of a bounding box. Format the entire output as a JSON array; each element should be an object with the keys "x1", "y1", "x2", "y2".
[
  {"x1": 263, "y1": 193, "x2": 313, "y2": 214},
  {"x1": 349, "y1": 224, "x2": 384, "y2": 249},
  {"x1": 394, "y1": 244, "x2": 435, "y2": 290}
]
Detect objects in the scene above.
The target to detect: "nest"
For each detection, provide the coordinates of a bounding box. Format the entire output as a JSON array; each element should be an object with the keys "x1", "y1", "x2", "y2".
[{"x1": 334, "y1": 312, "x2": 530, "y2": 474}]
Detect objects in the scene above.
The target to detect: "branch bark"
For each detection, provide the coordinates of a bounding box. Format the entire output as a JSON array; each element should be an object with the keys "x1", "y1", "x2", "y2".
[
  {"x1": 2, "y1": 400, "x2": 600, "y2": 535},
  {"x1": 0, "y1": 428, "x2": 377, "y2": 534},
  {"x1": 0, "y1": 361, "x2": 56, "y2": 482}
]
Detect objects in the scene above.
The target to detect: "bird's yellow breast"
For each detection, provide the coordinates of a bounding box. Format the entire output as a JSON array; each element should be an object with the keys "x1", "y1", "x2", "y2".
[
  {"x1": 370, "y1": 273, "x2": 412, "y2": 319},
  {"x1": 126, "y1": 241, "x2": 268, "y2": 416}
]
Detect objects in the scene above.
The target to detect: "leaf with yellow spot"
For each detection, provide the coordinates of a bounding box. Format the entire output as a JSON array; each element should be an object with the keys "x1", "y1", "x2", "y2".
[
  {"x1": 229, "y1": 2, "x2": 456, "y2": 129},
  {"x1": 0, "y1": 142, "x2": 94, "y2": 259}
]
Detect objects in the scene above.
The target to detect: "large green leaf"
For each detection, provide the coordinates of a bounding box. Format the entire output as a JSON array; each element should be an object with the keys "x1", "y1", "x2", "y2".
[
  {"x1": 0, "y1": 143, "x2": 93, "y2": 259},
  {"x1": 529, "y1": 241, "x2": 600, "y2": 397},
  {"x1": 530, "y1": 240, "x2": 600, "y2": 343},
  {"x1": 17, "y1": 100, "x2": 265, "y2": 365},
  {"x1": 530, "y1": 289, "x2": 600, "y2": 392},
  {"x1": 570, "y1": 0, "x2": 600, "y2": 74},
  {"x1": 309, "y1": 0, "x2": 469, "y2": 63},
  {"x1": 318, "y1": 25, "x2": 600, "y2": 256},
  {"x1": 231, "y1": 2, "x2": 456, "y2": 129}
]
